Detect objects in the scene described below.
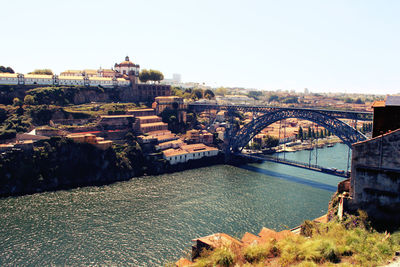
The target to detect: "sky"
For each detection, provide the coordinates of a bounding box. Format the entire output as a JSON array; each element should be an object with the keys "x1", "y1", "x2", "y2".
[{"x1": 1, "y1": 0, "x2": 399, "y2": 94}]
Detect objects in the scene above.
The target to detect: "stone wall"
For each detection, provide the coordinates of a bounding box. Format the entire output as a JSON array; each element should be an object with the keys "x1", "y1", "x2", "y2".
[{"x1": 350, "y1": 128, "x2": 400, "y2": 224}]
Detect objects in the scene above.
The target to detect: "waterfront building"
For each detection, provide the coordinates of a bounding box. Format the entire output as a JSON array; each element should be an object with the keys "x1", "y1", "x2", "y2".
[
  {"x1": 162, "y1": 143, "x2": 218, "y2": 165},
  {"x1": 200, "y1": 131, "x2": 213, "y2": 145},
  {"x1": 186, "y1": 129, "x2": 200, "y2": 143}
]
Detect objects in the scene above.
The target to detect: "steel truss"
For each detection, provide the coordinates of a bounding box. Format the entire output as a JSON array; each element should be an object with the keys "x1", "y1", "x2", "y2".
[{"x1": 227, "y1": 109, "x2": 367, "y2": 153}]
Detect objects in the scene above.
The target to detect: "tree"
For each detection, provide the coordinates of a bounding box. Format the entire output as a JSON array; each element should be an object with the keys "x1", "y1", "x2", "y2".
[
  {"x1": 263, "y1": 135, "x2": 279, "y2": 148},
  {"x1": 192, "y1": 89, "x2": 203, "y2": 100},
  {"x1": 29, "y1": 69, "x2": 53, "y2": 75},
  {"x1": 248, "y1": 91, "x2": 262, "y2": 100},
  {"x1": 297, "y1": 126, "x2": 303, "y2": 140},
  {"x1": 215, "y1": 87, "x2": 227, "y2": 96},
  {"x1": 307, "y1": 127, "x2": 312, "y2": 139},
  {"x1": 250, "y1": 141, "x2": 261, "y2": 150},
  {"x1": 0, "y1": 66, "x2": 15, "y2": 73},
  {"x1": 268, "y1": 94, "x2": 279, "y2": 102},
  {"x1": 204, "y1": 89, "x2": 215, "y2": 100},
  {"x1": 282, "y1": 96, "x2": 299, "y2": 104},
  {"x1": 24, "y1": 95, "x2": 35, "y2": 105},
  {"x1": 148, "y1": 69, "x2": 164, "y2": 83},
  {"x1": 139, "y1": 69, "x2": 150, "y2": 83},
  {"x1": 140, "y1": 69, "x2": 164, "y2": 83},
  {"x1": 171, "y1": 86, "x2": 184, "y2": 97},
  {"x1": 13, "y1": 97, "x2": 23, "y2": 107},
  {"x1": 355, "y1": 98, "x2": 364, "y2": 104},
  {"x1": 319, "y1": 129, "x2": 324, "y2": 138}
]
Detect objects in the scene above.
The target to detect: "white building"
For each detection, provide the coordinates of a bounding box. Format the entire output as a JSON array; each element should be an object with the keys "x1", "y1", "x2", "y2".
[
  {"x1": 0, "y1": 73, "x2": 130, "y2": 88},
  {"x1": 114, "y1": 56, "x2": 139, "y2": 76},
  {"x1": 162, "y1": 143, "x2": 219, "y2": 165},
  {"x1": 172, "y1": 73, "x2": 181, "y2": 83}
]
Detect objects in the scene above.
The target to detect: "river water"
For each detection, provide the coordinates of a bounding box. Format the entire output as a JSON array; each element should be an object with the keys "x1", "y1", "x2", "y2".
[{"x1": 0, "y1": 143, "x2": 350, "y2": 266}]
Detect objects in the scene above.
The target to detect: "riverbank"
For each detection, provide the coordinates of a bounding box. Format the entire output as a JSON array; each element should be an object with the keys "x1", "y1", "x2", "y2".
[
  {"x1": 176, "y1": 193, "x2": 400, "y2": 267},
  {"x1": 0, "y1": 136, "x2": 225, "y2": 198},
  {"x1": 275, "y1": 136, "x2": 344, "y2": 153},
  {"x1": 0, "y1": 147, "x2": 344, "y2": 265},
  {"x1": 177, "y1": 215, "x2": 400, "y2": 266}
]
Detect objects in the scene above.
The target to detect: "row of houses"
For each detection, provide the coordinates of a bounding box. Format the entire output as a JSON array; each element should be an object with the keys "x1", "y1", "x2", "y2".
[{"x1": 0, "y1": 73, "x2": 130, "y2": 88}]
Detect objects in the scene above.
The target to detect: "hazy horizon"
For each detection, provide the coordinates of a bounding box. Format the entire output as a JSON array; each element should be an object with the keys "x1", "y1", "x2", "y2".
[{"x1": 1, "y1": 0, "x2": 399, "y2": 94}]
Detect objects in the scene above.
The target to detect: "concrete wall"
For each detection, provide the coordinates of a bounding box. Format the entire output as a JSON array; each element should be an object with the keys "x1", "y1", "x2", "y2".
[{"x1": 350, "y1": 128, "x2": 400, "y2": 224}]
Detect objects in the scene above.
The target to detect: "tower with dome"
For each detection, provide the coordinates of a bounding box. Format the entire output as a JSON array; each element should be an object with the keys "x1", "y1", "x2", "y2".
[{"x1": 114, "y1": 56, "x2": 140, "y2": 84}]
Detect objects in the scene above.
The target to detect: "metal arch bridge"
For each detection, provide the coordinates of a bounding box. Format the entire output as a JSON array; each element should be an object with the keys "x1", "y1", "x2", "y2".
[
  {"x1": 187, "y1": 103, "x2": 373, "y2": 153},
  {"x1": 188, "y1": 103, "x2": 373, "y2": 121}
]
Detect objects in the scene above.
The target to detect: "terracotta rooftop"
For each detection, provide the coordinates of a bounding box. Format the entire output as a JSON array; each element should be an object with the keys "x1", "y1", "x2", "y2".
[
  {"x1": 24, "y1": 74, "x2": 53, "y2": 79},
  {"x1": 0, "y1": 73, "x2": 18, "y2": 78},
  {"x1": 163, "y1": 148, "x2": 188, "y2": 157},
  {"x1": 159, "y1": 139, "x2": 183, "y2": 146},
  {"x1": 372, "y1": 95, "x2": 400, "y2": 108},
  {"x1": 100, "y1": 115, "x2": 134, "y2": 119},
  {"x1": 145, "y1": 130, "x2": 172, "y2": 135},
  {"x1": 192, "y1": 233, "x2": 243, "y2": 248},
  {"x1": 136, "y1": 115, "x2": 161, "y2": 120},
  {"x1": 59, "y1": 76, "x2": 84, "y2": 80},
  {"x1": 175, "y1": 258, "x2": 193, "y2": 267},
  {"x1": 258, "y1": 227, "x2": 294, "y2": 242},
  {"x1": 241, "y1": 232, "x2": 261, "y2": 245},
  {"x1": 128, "y1": 108, "x2": 155, "y2": 112},
  {"x1": 141, "y1": 122, "x2": 167, "y2": 127},
  {"x1": 372, "y1": 100, "x2": 385, "y2": 108}
]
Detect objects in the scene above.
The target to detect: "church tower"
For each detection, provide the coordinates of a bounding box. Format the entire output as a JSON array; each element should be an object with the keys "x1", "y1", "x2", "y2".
[{"x1": 114, "y1": 56, "x2": 140, "y2": 84}]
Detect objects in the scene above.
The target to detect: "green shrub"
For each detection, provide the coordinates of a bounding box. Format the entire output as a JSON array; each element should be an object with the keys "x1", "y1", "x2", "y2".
[
  {"x1": 243, "y1": 243, "x2": 273, "y2": 263},
  {"x1": 0, "y1": 129, "x2": 16, "y2": 140},
  {"x1": 301, "y1": 220, "x2": 319, "y2": 237},
  {"x1": 212, "y1": 247, "x2": 235, "y2": 267}
]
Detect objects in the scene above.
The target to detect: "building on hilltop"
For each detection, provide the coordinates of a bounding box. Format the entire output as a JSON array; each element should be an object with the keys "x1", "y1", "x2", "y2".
[
  {"x1": 0, "y1": 56, "x2": 171, "y2": 102},
  {"x1": 153, "y1": 96, "x2": 186, "y2": 123},
  {"x1": 66, "y1": 133, "x2": 112, "y2": 150},
  {"x1": 114, "y1": 56, "x2": 140, "y2": 79}
]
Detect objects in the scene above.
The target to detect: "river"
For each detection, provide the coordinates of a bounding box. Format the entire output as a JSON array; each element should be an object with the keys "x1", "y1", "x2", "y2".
[{"x1": 0, "y1": 143, "x2": 350, "y2": 266}]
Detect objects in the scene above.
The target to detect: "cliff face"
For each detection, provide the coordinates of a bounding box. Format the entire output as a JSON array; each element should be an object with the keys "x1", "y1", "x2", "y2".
[
  {"x1": 0, "y1": 136, "x2": 222, "y2": 197},
  {"x1": 0, "y1": 85, "x2": 138, "y2": 105},
  {"x1": 0, "y1": 137, "x2": 138, "y2": 197}
]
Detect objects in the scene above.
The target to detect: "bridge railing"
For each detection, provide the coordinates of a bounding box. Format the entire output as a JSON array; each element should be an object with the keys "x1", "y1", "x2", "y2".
[
  {"x1": 188, "y1": 103, "x2": 373, "y2": 121},
  {"x1": 237, "y1": 153, "x2": 350, "y2": 177}
]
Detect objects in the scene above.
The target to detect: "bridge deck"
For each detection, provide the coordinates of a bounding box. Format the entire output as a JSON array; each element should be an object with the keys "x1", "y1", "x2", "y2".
[
  {"x1": 236, "y1": 153, "x2": 350, "y2": 178},
  {"x1": 188, "y1": 103, "x2": 373, "y2": 121}
]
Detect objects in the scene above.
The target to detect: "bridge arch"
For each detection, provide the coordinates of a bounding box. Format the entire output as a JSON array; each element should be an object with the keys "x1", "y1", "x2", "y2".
[{"x1": 228, "y1": 109, "x2": 367, "y2": 153}]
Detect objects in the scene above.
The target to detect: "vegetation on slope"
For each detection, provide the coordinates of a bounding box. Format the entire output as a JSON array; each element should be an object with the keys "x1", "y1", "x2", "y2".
[
  {"x1": 0, "y1": 136, "x2": 145, "y2": 197},
  {"x1": 189, "y1": 212, "x2": 400, "y2": 266}
]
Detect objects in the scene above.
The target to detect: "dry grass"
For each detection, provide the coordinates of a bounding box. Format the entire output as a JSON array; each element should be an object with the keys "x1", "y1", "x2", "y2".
[{"x1": 190, "y1": 215, "x2": 400, "y2": 266}]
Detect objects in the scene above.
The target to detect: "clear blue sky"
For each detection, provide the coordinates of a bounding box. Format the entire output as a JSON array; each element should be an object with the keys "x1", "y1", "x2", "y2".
[{"x1": 2, "y1": 0, "x2": 399, "y2": 94}]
